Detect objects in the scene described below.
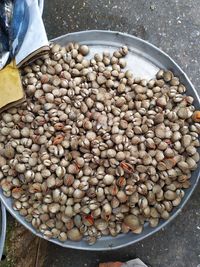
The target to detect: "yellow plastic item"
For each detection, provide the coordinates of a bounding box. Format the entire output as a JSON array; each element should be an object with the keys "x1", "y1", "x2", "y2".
[{"x1": 0, "y1": 60, "x2": 25, "y2": 112}]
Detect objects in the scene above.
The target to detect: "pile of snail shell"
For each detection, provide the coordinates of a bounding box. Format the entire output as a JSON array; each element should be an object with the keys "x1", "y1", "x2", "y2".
[{"x1": 0, "y1": 42, "x2": 200, "y2": 245}]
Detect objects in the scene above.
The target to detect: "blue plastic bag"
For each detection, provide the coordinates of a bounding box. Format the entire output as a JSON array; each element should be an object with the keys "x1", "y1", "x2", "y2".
[{"x1": 0, "y1": 0, "x2": 29, "y2": 69}]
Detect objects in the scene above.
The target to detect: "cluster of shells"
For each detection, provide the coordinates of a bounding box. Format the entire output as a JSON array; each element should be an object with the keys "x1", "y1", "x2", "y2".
[{"x1": 0, "y1": 42, "x2": 200, "y2": 245}]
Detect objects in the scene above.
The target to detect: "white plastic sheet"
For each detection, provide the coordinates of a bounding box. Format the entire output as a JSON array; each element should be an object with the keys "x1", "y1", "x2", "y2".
[{"x1": 15, "y1": 0, "x2": 48, "y2": 66}]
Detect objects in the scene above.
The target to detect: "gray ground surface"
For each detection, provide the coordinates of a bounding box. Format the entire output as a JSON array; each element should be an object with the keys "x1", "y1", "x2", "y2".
[{"x1": 42, "y1": 1, "x2": 200, "y2": 266}]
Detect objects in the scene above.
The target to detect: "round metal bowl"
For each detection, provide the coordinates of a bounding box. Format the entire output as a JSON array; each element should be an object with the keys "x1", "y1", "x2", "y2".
[
  {"x1": 0, "y1": 30, "x2": 200, "y2": 251},
  {"x1": 0, "y1": 203, "x2": 6, "y2": 260}
]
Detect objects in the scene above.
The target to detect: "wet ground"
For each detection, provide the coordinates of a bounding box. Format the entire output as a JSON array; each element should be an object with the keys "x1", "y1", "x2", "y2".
[
  {"x1": 42, "y1": 1, "x2": 200, "y2": 267},
  {"x1": 2, "y1": 1, "x2": 200, "y2": 267}
]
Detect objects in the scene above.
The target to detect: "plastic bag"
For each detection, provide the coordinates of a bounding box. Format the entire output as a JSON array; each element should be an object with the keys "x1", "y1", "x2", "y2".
[
  {"x1": 0, "y1": 0, "x2": 47, "y2": 70},
  {"x1": 11, "y1": 0, "x2": 29, "y2": 57},
  {"x1": 0, "y1": 0, "x2": 48, "y2": 113},
  {"x1": 16, "y1": 0, "x2": 49, "y2": 67},
  {"x1": 0, "y1": 0, "x2": 29, "y2": 69},
  {"x1": 0, "y1": 0, "x2": 13, "y2": 68}
]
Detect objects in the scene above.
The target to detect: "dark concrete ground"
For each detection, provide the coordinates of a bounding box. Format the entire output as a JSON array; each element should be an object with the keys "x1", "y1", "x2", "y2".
[{"x1": 41, "y1": 1, "x2": 200, "y2": 266}]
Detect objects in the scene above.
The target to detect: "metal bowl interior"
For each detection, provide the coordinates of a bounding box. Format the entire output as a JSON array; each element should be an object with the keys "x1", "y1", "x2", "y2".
[{"x1": 0, "y1": 30, "x2": 200, "y2": 251}]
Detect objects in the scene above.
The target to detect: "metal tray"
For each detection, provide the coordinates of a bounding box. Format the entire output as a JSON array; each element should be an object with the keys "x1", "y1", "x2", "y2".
[
  {"x1": 0, "y1": 203, "x2": 6, "y2": 260},
  {"x1": 0, "y1": 30, "x2": 200, "y2": 251}
]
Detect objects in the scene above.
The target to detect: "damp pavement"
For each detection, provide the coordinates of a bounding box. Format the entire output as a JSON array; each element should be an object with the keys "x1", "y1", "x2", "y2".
[{"x1": 41, "y1": 1, "x2": 200, "y2": 266}]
